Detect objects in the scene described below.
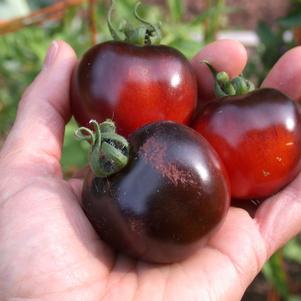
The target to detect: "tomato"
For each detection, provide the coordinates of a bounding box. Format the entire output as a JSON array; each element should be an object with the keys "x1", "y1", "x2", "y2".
[
  {"x1": 193, "y1": 88, "x2": 301, "y2": 200},
  {"x1": 70, "y1": 3, "x2": 197, "y2": 136},
  {"x1": 77, "y1": 120, "x2": 230, "y2": 263},
  {"x1": 71, "y1": 42, "x2": 197, "y2": 136}
]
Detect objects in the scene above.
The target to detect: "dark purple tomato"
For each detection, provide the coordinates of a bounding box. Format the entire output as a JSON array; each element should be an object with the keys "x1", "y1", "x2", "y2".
[
  {"x1": 81, "y1": 121, "x2": 230, "y2": 263},
  {"x1": 193, "y1": 88, "x2": 301, "y2": 200},
  {"x1": 71, "y1": 41, "x2": 197, "y2": 136}
]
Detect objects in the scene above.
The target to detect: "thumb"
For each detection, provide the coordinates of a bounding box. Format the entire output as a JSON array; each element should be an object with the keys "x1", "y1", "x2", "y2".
[{"x1": 1, "y1": 40, "x2": 77, "y2": 175}]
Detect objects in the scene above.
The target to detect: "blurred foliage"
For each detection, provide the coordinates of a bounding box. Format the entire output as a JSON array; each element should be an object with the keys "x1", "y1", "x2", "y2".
[
  {"x1": 263, "y1": 251, "x2": 290, "y2": 299},
  {"x1": 245, "y1": 0, "x2": 301, "y2": 86},
  {"x1": 279, "y1": 0, "x2": 301, "y2": 28},
  {"x1": 262, "y1": 237, "x2": 301, "y2": 301},
  {"x1": 245, "y1": 20, "x2": 296, "y2": 86},
  {"x1": 27, "y1": 0, "x2": 56, "y2": 10}
]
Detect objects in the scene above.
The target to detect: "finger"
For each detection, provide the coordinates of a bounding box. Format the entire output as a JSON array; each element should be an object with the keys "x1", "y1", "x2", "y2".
[
  {"x1": 2, "y1": 40, "x2": 77, "y2": 172},
  {"x1": 191, "y1": 39, "x2": 248, "y2": 103},
  {"x1": 255, "y1": 173, "x2": 301, "y2": 257},
  {"x1": 68, "y1": 167, "x2": 89, "y2": 205},
  {"x1": 262, "y1": 46, "x2": 301, "y2": 101},
  {"x1": 68, "y1": 178, "x2": 84, "y2": 202}
]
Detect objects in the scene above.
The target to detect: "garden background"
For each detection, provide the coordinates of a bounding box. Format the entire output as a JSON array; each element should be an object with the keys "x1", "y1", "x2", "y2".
[{"x1": 1, "y1": 0, "x2": 301, "y2": 299}]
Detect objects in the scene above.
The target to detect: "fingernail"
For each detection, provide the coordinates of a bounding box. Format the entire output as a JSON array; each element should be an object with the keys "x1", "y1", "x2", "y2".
[{"x1": 44, "y1": 40, "x2": 59, "y2": 68}]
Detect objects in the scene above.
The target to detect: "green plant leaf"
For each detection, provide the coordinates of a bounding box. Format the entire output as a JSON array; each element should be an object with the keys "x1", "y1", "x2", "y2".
[
  {"x1": 191, "y1": 5, "x2": 235, "y2": 26},
  {"x1": 284, "y1": 237, "x2": 301, "y2": 264},
  {"x1": 256, "y1": 21, "x2": 276, "y2": 45},
  {"x1": 167, "y1": 0, "x2": 183, "y2": 22},
  {"x1": 263, "y1": 251, "x2": 289, "y2": 299},
  {"x1": 288, "y1": 296, "x2": 301, "y2": 301},
  {"x1": 61, "y1": 119, "x2": 89, "y2": 175},
  {"x1": 279, "y1": 12, "x2": 301, "y2": 28}
]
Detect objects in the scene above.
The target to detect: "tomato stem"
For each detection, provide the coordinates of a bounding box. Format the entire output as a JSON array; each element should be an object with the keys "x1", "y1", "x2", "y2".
[
  {"x1": 132, "y1": 2, "x2": 161, "y2": 45},
  {"x1": 107, "y1": 0, "x2": 123, "y2": 41},
  {"x1": 202, "y1": 60, "x2": 255, "y2": 97},
  {"x1": 107, "y1": 0, "x2": 161, "y2": 46},
  {"x1": 75, "y1": 119, "x2": 130, "y2": 177}
]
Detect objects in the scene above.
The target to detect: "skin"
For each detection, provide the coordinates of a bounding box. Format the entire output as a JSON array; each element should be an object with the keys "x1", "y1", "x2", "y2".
[{"x1": 1, "y1": 39, "x2": 301, "y2": 301}]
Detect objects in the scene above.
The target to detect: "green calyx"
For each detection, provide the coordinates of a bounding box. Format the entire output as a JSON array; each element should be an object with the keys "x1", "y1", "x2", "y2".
[
  {"x1": 202, "y1": 60, "x2": 255, "y2": 97},
  {"x1": 75, "y1": 119, "x2": 130, "y2": 178},
  {"x1": 107, "y1": 1, "x2": 161, "y2": 46}
]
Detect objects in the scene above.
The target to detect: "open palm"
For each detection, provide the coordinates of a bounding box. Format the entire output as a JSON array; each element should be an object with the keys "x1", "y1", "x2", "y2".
[{"x1": 1, "y1": 40, "x2": 301, "y2": 301}]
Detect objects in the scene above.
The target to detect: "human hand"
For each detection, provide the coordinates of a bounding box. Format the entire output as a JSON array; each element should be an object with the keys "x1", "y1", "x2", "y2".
[{"x1": 1, "y1": 40, "x2": 301, "y2": 301}]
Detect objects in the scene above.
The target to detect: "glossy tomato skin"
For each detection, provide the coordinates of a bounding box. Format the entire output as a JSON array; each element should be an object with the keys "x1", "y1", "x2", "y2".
[
  {"x1": 193, "y1": 88, "x2": 301, "y2": 200},
  {"x1": 81, "y1": 121, "x2": 230, "y2": 263},
  {"x1": 71, "y1": 41, "x2": 198, "y2": 136}
]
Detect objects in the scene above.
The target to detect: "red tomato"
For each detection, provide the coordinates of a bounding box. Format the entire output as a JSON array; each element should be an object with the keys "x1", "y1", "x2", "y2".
[
  {"x1": 193, "y1": 88, "x2": 301, "y2": 200},
  {"x1": 70, "y1": 41, "x2": 197, "y2": 136}
]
